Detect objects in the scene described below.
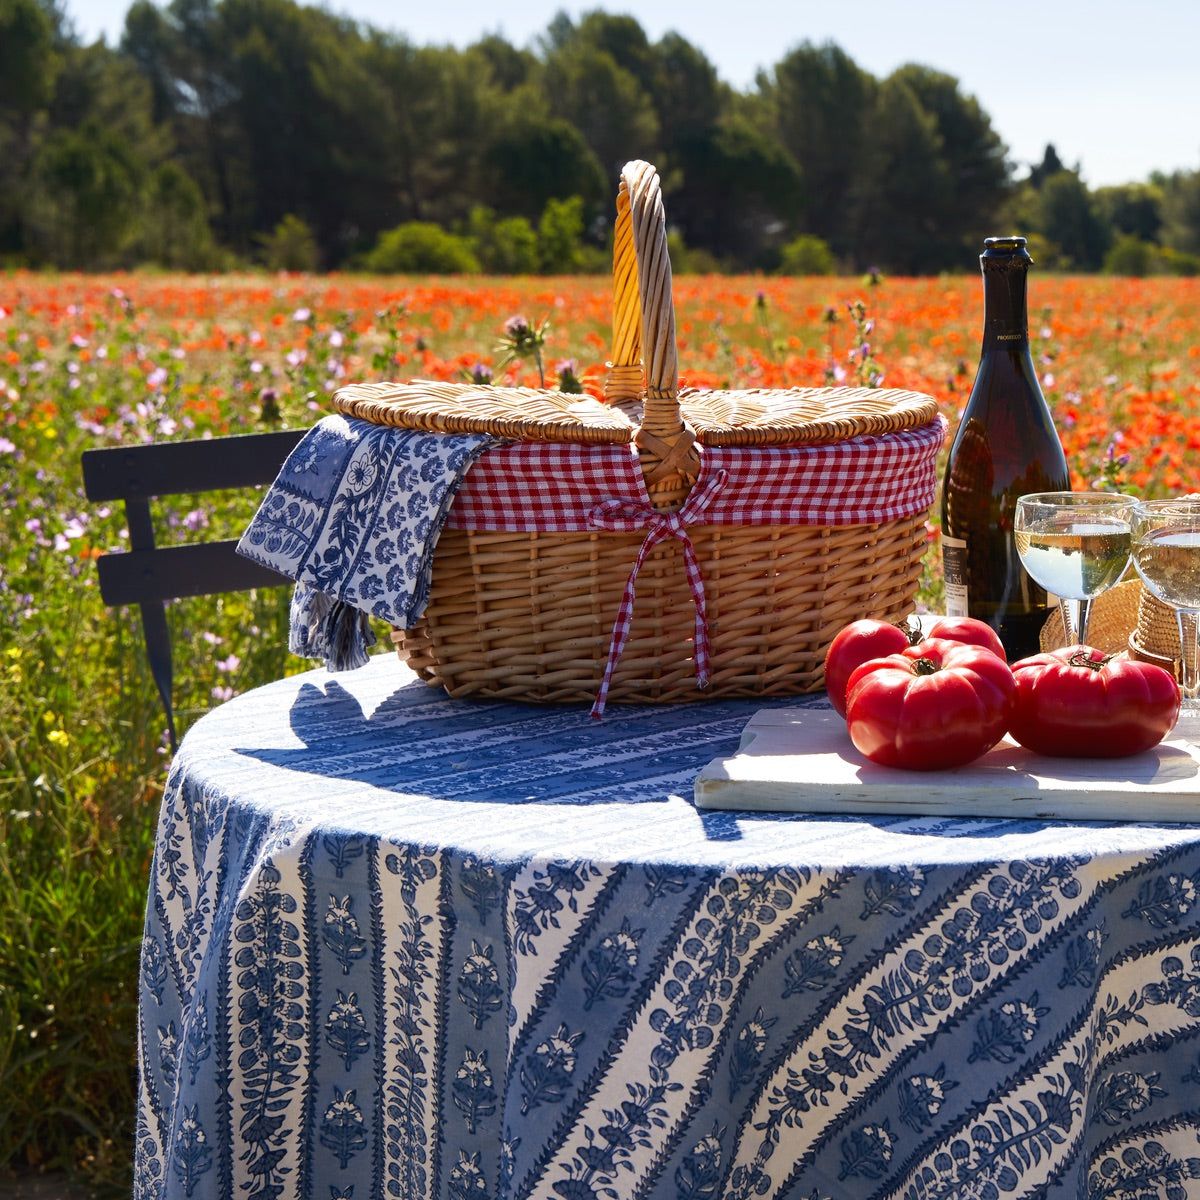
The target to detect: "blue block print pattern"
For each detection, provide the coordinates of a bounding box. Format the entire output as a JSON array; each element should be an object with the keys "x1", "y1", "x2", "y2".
[
  {"x1": 136, "y1": 656, "x2": 1200, "y2": 1199},
  {"x1": 235, "y1": 417, "x2": 492, "y2": 671}
]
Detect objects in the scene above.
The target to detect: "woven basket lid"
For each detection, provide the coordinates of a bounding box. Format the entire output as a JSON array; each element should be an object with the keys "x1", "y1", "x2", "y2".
[
  {"x1": 333, "y1": 380, "x2": 637, "y2": 445},
  {"x1": 333, "y1": 379, "x2": 939, "y2": 448}
]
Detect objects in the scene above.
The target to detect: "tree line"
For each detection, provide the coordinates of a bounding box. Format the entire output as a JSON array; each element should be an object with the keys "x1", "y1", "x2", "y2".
[{"x1": 3, "y1": 0, "x2": 1200, "y2": 275}]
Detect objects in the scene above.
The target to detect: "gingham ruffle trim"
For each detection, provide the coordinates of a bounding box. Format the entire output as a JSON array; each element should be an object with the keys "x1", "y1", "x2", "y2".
[{"x1": 445, "y1": 418, "x2": 945, "y2": 532}]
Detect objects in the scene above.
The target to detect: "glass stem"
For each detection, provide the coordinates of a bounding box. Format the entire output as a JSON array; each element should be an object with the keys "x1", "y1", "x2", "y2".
[
  {"x1": 1178, "y1": 609, "x2": 1200, "y2": 703},
  {"x1": 1059, "y1": 597, "x2": 1092, "y2": 646}
]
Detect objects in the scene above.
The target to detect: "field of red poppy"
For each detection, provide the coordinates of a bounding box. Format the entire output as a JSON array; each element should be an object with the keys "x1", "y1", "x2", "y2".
[{"x1": 1, "y1": 270, "x2": 1197, "y2": 1191}]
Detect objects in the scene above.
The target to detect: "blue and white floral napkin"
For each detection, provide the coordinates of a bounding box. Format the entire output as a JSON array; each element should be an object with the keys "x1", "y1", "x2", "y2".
[{"x1": 237, "y1": 414, "x2": 494, "y2": 670}]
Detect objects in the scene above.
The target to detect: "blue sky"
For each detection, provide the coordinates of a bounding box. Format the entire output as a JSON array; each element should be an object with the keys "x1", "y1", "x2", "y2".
[{"x1": 70, "y1": 0, "x2": 1199, "y2": 187}]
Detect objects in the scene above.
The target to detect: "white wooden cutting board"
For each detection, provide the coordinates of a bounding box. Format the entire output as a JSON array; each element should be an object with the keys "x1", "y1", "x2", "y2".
[{"x1": 694, "y1": 708, "x2": 1200, "y2": 822}]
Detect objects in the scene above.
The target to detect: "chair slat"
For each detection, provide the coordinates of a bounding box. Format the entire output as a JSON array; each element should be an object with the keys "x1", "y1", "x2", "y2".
[
  {"x1": 125, "y1": 496, "x2": 156, "y2": 551},
  {"x1": 96, "y1": 541, "x2": 291, "y2": 606},
  {"x1": 82, "y1": 429, "x2": 304, "y2": 501},
  {"x1": 139, "y1": 600, "x2": 178, "y2": 750},
  {"x1": 83, "y1": 429, "x2": 306, "y2": 748}
]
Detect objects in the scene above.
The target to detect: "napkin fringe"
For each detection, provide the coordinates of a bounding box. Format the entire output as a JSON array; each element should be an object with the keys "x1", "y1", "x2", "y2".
[{"x1": 290, "y1": 582, "x2": 377, "y2": 671}]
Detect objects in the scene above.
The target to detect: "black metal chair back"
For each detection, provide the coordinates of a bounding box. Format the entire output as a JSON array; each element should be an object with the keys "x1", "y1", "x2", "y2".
[{"x1": 82, "y1": 430, "x2": 304, "y2": 749}]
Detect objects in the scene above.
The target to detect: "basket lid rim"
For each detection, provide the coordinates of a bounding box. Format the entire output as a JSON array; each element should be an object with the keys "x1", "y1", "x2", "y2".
[{"x1": 334, "y1": 380, "x2": 940, "y2": 447}]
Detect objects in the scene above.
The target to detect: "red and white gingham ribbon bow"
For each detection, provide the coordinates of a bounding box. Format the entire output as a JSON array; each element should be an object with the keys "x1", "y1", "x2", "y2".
[{"x1": 586, "y1": 469, "x2": 729, "y2": 719}]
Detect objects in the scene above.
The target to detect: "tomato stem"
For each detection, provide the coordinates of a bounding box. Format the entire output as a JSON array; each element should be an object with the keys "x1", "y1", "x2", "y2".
[
  {"x1": 897, "y1": 616, "x2": 924, "y2": 646},
  {"x1": 1067, "y1": 650, "x2": 1111, "y2": 671},
  {"x1": 910, "y1": 657, "x2": 941, "y2": 676}
]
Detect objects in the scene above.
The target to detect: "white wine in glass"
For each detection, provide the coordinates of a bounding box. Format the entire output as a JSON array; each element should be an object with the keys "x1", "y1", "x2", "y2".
[
  {"x1": 1132, "y1": 498, "x2": 1200, "y2": 711},
  {"x1": 1014, "y1": 492, "x2": 1135, "y2": 646}
]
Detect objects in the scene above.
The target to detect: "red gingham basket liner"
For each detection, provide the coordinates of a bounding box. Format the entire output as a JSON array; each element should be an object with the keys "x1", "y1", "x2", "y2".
[{"x1": 446, "y1": 418, "x2": 945, "y2": 533}]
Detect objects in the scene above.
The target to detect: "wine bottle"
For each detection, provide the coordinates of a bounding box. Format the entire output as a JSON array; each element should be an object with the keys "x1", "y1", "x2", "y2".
[{"x1": 941, "y1": 236, "x2": 1070, "y2": 660}]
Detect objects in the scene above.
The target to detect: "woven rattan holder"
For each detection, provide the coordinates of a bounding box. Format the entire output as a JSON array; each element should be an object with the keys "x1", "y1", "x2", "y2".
[
  {"x1": 335, "y1": 160, "x2": 940, "y2": 708},
  {"x1": 1039, "y1": 577, "x2": 1183, "y2": 681},
  {"x1": 1131, "y1": 587, "x2": 1184, "y2": 678}
]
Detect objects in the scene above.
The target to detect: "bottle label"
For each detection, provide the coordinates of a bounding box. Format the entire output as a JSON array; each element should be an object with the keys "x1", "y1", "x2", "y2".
[{"x1": 942, "y1": 534, "x2": 969, "y2": 617}]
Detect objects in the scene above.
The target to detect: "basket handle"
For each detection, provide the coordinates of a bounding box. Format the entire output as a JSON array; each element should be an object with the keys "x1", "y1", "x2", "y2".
[{"x1": 607, "y1": 160, "x2": 700, "y2": 498}]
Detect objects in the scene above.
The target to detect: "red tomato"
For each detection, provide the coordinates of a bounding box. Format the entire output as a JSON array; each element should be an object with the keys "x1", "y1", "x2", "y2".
[
  {"x1": 824, "y1": 620, "x2": 911, "y2": 717},
  {"x1": 924, "y1": 616, "x2": 1007, "y2": 663},
  {"x1": 824, "y1": 615, "x2": 1006, "y2": 717},
  {"x1": 845, "y1": 639, "x2": 1017, "y2": 771},
  {"x1": 1008, "y1": 646, "x2": 1180, "y2": 758}
]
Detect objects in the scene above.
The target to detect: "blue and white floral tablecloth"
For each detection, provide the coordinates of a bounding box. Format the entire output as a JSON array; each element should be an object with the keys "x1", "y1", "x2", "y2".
[{"x1": 136, "y1": 656, "x2": 1200, "y2": 1200}]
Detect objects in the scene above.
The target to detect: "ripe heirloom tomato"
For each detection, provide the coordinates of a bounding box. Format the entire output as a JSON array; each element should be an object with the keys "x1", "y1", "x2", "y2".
[
  {"x1": 824, "y1": 620, "x2": 910, "y2": 717},
  {"x1": 844, "y1": 639, "x2": 1017, "y2": 771},
  {"x1": 924, "y1": 616, "x2": 1007, "y2": 662},
  {"x1": 824, "y1": 615, "x2": 1006, "y2": 718},
  {"x1": 1008, "y1": 646, "x2": 1180, "y2": 758}
]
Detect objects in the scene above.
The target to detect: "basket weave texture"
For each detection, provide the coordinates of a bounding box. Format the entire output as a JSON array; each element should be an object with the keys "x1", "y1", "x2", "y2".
[
  {"x1": 1038, "y1": 577, "x2": 1184, "y2": 681},
  {"x1": 1131, "y1": 586, "x2": 1183, "y2": 678},
  {"x1": 335, "y1": 160, "x2": 940, "y2": 707}
]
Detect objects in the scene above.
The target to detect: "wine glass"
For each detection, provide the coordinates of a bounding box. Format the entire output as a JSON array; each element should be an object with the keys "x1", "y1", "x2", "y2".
[
  {"x1": 1014, "y1": 492, "x2": 1135, "y2": 646},
  {"x1": 1131, "y1": 498, "x2": 1200, "y2": 712}
]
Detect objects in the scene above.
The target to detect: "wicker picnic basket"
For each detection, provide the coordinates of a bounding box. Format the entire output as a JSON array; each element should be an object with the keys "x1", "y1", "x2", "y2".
[{"x1": 334, "y1": 160, "x2": 941, "y2": 708}]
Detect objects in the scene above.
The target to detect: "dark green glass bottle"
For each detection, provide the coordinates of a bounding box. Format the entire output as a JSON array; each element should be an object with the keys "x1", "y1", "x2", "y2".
[{"x1": 941, "y1": 237, "x2": 1070, "y2": 660}]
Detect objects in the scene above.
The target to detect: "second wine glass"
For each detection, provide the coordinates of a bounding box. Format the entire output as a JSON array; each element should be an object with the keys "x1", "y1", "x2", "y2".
[
  {"x1": 1131, "y1": 498, "x2": 1200, "y2": 713},
  {"x1": 1014, "y1": 491, "x2": 1135, "y2": 647}
]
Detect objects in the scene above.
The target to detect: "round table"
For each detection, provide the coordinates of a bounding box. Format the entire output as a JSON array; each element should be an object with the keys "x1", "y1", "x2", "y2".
[{"x1": 135, "y1": 656, "x2": 1200, "y2": 1200}]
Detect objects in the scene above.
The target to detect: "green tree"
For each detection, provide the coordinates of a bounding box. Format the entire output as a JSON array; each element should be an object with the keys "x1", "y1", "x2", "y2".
[
  {"x1": 0, "y1": 0, "x2": 61, "y2": 256},
  {"x1": 0, "y1": 9, "x2": 218, "y2": 270},
  {"x1": 119, "y1": 0, "x2": 179, "y2": 123},
  {"x1": 541, "y1": 29, "x2": 658, "y2": 176},
  {"x1": 651, "y1": 31, "x2": 723, "y2": 142},
  {"x1": 0, "y1": 0, "x2": 60, "y2": 113},
  {"x1": 850, "y1": 76, "x2": 949, "y2": 272},
  {"x1": 219, "y1": 0, "x2": 398, "y2": 259},
  {"x1": 28, "y1": 122, "x2": 146, "y2": 267},
  {"x1": 647, "y1": 33, "x2": 733, "y2": 254},
  {"x1": 537, "y1": 195, "x2": 587, "y2": 272},
  {"x1": 1037, "y1": 171, "x2": 1110, "y2": 270},
  {"x1": 364, "y1": 221, "x2": 479, "y2": 273},
  {"x1": 258, "y1": 212, "x2": 318, "y2": 271},
  {"x1": 467, "y1": 33, "x2": 537, "y2": 91},
  {"x1": 138, "y1": 160, "x2": 220, "y2": 268},
  {"x1": 467, "y1": 207, "x2": 539, "y2": 273},
  {"x1": 761, "y1": 42, "x2": 876, "y2": 255},
  {"x1": 122, "y1": 0, "x2": 422, "y2": 259},
  {"x1": 28, "y1": 4, "x2": 1143, "y2": 275},
  {"x1": 51, "y1": 40, "x2": 170, "y2": 166},
  {"x1": 779, "y1": 234, "x2": 836, "y2": 275},
  {"x1": 666, "y1": 229, "x2": 721, "y2": 274},
  {"x1": 573, "y1": 11, "x2": 658, "y2": 98},
  {"x1": 371, "y1": 39, "x2": 504, "y2": 230},
  {"x1": 888, "y1": 64, "x2": 1010, "y2": 268},
  {"x1": 1028, "y1": 143, "x2": 1067, "y2": 189},
  {"x1": 1157, "y1": 246, "x2": 1200, "y2": 276},
  {"x1": 1103, "y1": 234, "x2": 1156, "y2": 276},
  {"x1": 482, "y1": 111, "x2": 606, "y2": 220},
  {"x1": 1096, "y1": 182, "x2": 1163, "y2": 243},
  {"x1": 674, "y1": 114, "x2": 802, "y2": 264},
  {"x1": 120, "y1": 0, "x2": 261, "y2": 250},
  {"x1": 1159, "y1": 169, "x2": 1200, "y2": 256}
]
